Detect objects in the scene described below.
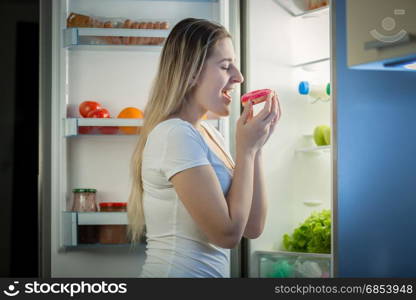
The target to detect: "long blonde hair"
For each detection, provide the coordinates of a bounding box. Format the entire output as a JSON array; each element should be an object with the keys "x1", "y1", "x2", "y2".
[{"x1": 127, "y1": 18, "x2": 231, "y2": 243}]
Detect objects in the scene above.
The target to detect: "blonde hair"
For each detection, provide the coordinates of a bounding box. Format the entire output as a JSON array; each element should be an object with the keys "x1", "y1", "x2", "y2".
[{"x1": 127, "y1": 18, "x2": 231, "y2": 243}]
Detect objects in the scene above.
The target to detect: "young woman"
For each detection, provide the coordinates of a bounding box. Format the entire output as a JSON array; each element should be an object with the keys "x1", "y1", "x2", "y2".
[{"x1": 128, "y1": 18, "x2": 281, "y2": 278}]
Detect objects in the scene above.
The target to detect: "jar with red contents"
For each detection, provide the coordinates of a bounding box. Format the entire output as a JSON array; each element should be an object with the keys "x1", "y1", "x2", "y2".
[{"x1": 98, "y1": 202, "x2": 129, "y2": 244}]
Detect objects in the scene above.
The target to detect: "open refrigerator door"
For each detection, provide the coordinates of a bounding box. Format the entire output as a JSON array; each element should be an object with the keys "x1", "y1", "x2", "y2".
[
  {"x1": 49, "y1": 0, "x2": 231, "y2": 277},
  {"x1": 240, "y1": 0, "x2": 333, "y2": 278}
]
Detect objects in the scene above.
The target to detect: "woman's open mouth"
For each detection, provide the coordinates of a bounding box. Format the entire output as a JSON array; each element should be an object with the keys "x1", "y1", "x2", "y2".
[{"x1": 222, "y1": 88, "x2": 234, "y2": 103}]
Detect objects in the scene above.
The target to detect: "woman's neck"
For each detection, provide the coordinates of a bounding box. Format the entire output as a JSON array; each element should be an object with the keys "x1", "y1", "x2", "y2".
[{"x1": 170, "y1": 106, "x2": 206, "y2": 130}]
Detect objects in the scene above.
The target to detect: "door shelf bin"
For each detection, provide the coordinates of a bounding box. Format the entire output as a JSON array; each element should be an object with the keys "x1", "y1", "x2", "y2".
[
  {"x1": 64, "y1": 28, "x2": 170, "y2": 48},
  {"x1": 62, "y1": 212, "x2": 129, "y2": 247},
  {"x1": 296, "y1": 145, "x2": 330, "y2": 153},
  {"x1": 65, "y1": 117, "x2": 143, "y2": 136},
  {"x1": 256, "y1": 250, "x2": 331, "y2": 278}
]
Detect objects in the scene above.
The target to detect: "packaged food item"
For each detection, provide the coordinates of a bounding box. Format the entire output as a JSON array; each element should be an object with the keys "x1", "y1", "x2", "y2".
[
  {"x1": 72, "y1": 188, "x2": 98, "y2": 212},
  {"x1": 151, "y1": 22, "x2": 160, "y2": 45},
  {"x1": 241, "y1": 89, "x2": 272, "y2": 106},
  {"x1": 137, "y1": 22, "x2": 146, "y2": 45},
  {"x1": 103, "y1": 21, "x2": 121, "y2": 44},
  {"x1": 98, "y1": 202, "x2": 129, "y2": 244},
  {"x1": 99, "y1": 202, "x2": 127, "y2": 212},
  {"x1": 67, "y1": 13, "x2": 94, "y2": 28},
  {"x1": 122, "y1": 19, "x2": 132, "y2": 45},
  {"x1": 129, "y1": 22, "x2": 140, "y2": 45}
]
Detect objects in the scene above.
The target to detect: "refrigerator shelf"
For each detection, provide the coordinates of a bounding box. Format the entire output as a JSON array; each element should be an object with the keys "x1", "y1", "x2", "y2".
[
  {"x1": 64, "y1": 243, "x2": 132, "y2": 249},
  {"x1": 63, "y1": 27, "x2": 170, "y2": 48},
  {"x1": 69, "y1": 212, "x2": 127, "y2": 225},
  {"x1": 293, "y1": 57, "x2": 330, "y2": 71},
  {"x1": 303, "y1": 200, "x2": 323, "y2": 206},
  {"x1": 65, "y1": 118, "x2": 220, "y2": 137},
  {"x1": 273, "y1": 0, "x2": 329, "y2": 17},
  {"x1": 67, "y1": 45, "x2": 163, "y2": 52},
  {"x1": 65, "y1": 117, "x2": 143, "y2": 137},
  {"x1": 256, "y1": 250, "x2": 331, "y2": 278}
]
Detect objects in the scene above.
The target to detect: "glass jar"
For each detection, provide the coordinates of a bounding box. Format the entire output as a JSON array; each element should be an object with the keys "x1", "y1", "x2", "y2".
[
  {"x1": 78, "y1": 225, "x2": 98, "y2": 244},
  {"x1": 98, "y1": 202, "x2": 129, "y2": 244},
  {"x1": 72, "y1": 188, "x2": 98, "y2": 244},
  {"x1": 72, "y1": 188, "x2": 98, "y2": 212}
]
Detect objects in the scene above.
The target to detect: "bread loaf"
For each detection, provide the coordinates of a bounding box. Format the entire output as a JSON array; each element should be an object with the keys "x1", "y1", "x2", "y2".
[{"x1": 67, "y1": 13, "x2": 93, "y2": 28}]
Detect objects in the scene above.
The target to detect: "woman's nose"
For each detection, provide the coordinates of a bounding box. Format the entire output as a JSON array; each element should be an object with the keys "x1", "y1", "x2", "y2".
[{"x1": 232, "y1": 68, "x2": 244, "y2": 84}]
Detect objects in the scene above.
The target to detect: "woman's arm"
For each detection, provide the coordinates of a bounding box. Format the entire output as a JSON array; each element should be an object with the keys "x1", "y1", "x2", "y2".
[
  {"x1": 243, "y1": 92, "x2": 281, "y2": 239},
  {"x1": 171, "y1": 100, "x2": 277, "y2": 249},
  {"x1": 171, "y1": 149, "x2": 256, "y2": 249},
  {"x1": 243, "y1": 150, "x2": 267, "y2": 239}
]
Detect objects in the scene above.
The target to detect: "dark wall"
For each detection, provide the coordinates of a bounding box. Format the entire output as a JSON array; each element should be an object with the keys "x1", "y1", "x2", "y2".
[
  {"x1": 336, "y1": 0, "x2": 416, "y2": 277},
  {"x1": 0, "y1": 0, "x2": 39, "y2": 277}
]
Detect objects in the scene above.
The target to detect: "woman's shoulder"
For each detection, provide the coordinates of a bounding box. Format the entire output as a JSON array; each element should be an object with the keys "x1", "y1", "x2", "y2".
[{"x1": 148, "y1": 118, "x2": 203, "y2": 147}]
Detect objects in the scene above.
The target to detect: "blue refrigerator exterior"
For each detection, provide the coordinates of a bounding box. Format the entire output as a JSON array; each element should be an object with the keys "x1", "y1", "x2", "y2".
[{"x1": 335, "y1": 0, "x2": 416, "y2": 277}]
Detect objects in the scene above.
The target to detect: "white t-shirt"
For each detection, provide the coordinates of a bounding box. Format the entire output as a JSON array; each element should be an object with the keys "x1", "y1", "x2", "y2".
[{"x1": 139, "y1": 118, "x2": 234, "y2": 278}]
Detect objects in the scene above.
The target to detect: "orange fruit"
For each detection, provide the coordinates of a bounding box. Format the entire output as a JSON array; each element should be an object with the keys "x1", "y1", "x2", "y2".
[{"x1": 117, "y1": 107, "x2": 144, "y2": 134}]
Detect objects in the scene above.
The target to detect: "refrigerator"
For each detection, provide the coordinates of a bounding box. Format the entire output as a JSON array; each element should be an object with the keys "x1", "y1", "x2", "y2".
[
  {"x1": 40, "y1": 0, "x2": 334, "y2": 278},
  {"x1": 337, "y1": 0, "x2": 416, "y2": 277}
]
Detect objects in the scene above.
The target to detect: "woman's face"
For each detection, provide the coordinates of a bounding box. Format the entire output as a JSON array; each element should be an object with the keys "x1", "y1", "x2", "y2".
[{"x1": 192, "y1": 37, "x2": 244, "y2": 117}]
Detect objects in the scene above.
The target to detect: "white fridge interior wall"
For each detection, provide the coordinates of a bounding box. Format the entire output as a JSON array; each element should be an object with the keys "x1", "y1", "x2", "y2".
[
  {"x1": 67, "y1": 50, "x2": 160, "y2": 208},
  {"x1": 244, "y1": 0, "x2": 331, "y2": 277},
  {"x1": 52, "y1": 0, "x2": 226, "y2": 277}
]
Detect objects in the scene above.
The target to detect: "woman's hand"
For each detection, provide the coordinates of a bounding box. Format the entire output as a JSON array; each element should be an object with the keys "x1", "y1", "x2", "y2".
[
  {"x1": 236, "y1": 91, "x2": 281, "y2": 155},
  {"x1": 258, "y1": 91, "x2": 281, "y2": 146}
]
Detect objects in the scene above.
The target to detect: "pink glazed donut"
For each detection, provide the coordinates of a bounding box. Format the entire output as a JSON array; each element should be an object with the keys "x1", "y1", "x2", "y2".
[{"x1": 241, "y1": 89, "x2": 272, "y2": 106}]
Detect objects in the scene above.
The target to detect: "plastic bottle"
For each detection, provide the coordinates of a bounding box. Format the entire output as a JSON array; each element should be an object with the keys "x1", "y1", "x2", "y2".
[{"x1": 298, "y1": 81, "x2": 330, "y2": 103}]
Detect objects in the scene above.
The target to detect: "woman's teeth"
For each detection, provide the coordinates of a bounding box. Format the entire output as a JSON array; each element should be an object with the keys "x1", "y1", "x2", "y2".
[{"x1": 222, "y1": 89, "x2": 233, "y2": 100}]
